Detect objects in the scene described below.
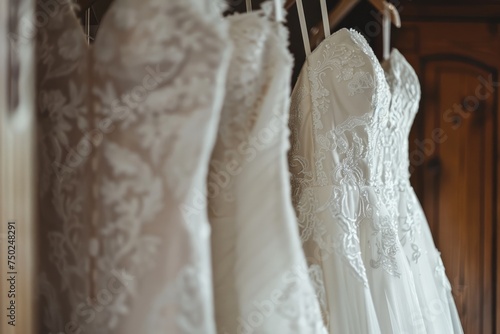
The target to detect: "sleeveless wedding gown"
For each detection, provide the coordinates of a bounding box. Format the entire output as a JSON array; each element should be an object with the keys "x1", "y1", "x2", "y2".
[
  {"x1": 36, "y1": 0, "x2": 229, "y2": 332},
  {"x1": 208, "y1": 2, "x2": 327, "y2": 333},
  {"x1": 288, "y1": 1, "x2": 463, "y2": 333},
  {"x1": 383, "y1": 49, "x2": 464, "y2": 333}
]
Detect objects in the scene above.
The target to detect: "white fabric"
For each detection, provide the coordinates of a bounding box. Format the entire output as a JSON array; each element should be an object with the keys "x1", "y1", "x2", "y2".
[
  {"x1": 288, "y1": 28, "x2": 463, "y2": 333},
  {"x1": 383, "y1": 49, "x2": 464, "y2": 334},
  {"x1": 36, "y1": 0, "x2": 229, "y2": 333},
  {"x1": 208, "y1": 4, "x2": 327, "y2": 334},
  {"x1": 274, "y1": 0, "x2": 284, "y2": 22},
  {"x1": 382, "y1": 2, "x2": 391, "y2": 61}
]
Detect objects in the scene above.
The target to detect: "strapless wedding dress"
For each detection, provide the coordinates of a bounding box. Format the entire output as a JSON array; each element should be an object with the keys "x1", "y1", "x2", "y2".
[
  {"x1": 36, "y1": 0, "x2": 229, "y2": 332},
  {"x1": 288, "y1": 17, "x2": 463, "y2": 332},
  {"x1": 208, "y1": 2, "x2": 327, "y2": 333}
]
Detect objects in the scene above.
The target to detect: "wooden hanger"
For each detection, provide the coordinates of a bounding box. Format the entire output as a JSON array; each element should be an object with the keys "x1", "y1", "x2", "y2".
[
  {"x1": 285, "y1": 0, "x2": 296, "y2": 10},
  {"x1": 308, "y1": 0, "x2": 401, "y2": 49},
  {"x1": 330, "y1": 0, "x2": 400, "y2": 28}
]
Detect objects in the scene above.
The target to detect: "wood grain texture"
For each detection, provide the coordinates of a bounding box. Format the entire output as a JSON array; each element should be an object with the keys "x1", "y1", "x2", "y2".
[{"x1": 393, "y1": 21, "x2": 500, "y2": 334}]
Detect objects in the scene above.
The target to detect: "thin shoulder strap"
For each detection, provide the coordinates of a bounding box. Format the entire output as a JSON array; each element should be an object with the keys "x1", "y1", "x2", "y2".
[
  {"x1": 246, "y1": 0, "x2": 252, "y2": 12},
  {"x1": 382, "y1": 1, "x2": 391, "y2": 60},
  {"x1": 296, "y1": 0, "x2": 311, "y2": 56},
  {"x1": 319, "y1": 0, "x2": 331, "y2": 38},
  {"x1": 274, "y1": 0, "x2": 284, "y2": 22}
]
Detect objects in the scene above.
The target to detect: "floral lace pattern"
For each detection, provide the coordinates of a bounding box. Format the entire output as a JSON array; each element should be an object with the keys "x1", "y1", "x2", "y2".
[
  {"x1": 289, "y1": 28, "x2": 400, "y2": 284},
  {"x1": 382, "y1": 49, "x2": 423, "y2": 265},
  {"x1": 383, "y1": 50, "x2": 464, "y2": 332},
  {"x1": 36, "y1": 0, "x2": 230, "y2": 333},
  {"x1": 288, "y1": 28, "x2": 440, "y2": 333}
]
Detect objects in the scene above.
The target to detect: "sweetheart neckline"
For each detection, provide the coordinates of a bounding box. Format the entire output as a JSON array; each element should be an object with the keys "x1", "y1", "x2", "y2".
[
  {"x1": 293, "y1": 27, "x2": 415, "y2": 104},
  {"x1": 291, "y1": 28, "x2": 393, "y2": 105},
  {"x1": 304, "y1": 28, "x2": 395, "y2": 75}
]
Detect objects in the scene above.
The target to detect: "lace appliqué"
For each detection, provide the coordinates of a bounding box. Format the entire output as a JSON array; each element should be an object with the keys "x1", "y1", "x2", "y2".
[
  {"x1": 370, "y1": 215, "x2": 401, "y2": 277},
  {"x1": 382, "y1": 49, "x2": 424, "y2": 267},
  {"x1": 435, "y1": 255, "x2": 452, "y2": 292},
  {"x1": 310, "y1": 39, "x2": 374, "y2": 97},
  {"x1": 289, "y1": 28, "x2": 405, "y2": 285},
  {"x1": 399, "y1": 190, "x2": 423, "y2": 264},
  {"x1": 37, "y1": 1, "x2": 229, "y2": 333}
]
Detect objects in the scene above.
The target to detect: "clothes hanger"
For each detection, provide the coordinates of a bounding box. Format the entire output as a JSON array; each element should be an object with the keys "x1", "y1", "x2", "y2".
[
  {"x1": 325, "y1": 0, "x2": 400, "y2": 28},
  {"x1": 77, "y1": 0, "x2": 98, "y2": 13},
  {"x1": 310, "y1": 0, "x2": 401, "y2": 49},
  {"x1": 285, "y1": 0, "x2": 296, "y2": 10},
  {"x1": 81, "y1": 4, "x2": 99, "y2": 44},
  {"x1": 85, "y1": 7, "x2": 91, "y2": 44}
]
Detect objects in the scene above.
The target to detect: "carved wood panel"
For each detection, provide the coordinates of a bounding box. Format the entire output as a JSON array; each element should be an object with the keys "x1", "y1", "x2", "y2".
[{"x1": 394, "y1": 21, "x2": 500, "y2": 334}]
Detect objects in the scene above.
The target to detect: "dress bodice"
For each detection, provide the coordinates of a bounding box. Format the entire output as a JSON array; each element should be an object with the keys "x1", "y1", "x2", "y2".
[
  {"x1": 289, "y1": 28, "x2": 405, "y2": 280},
  {"x1": 290, "y1": 28, "x2": 393, "y2": 190},
  {"x1": 383, "y1": 49, "x2": 464, "y2": 334},
  {"x1": 36, "y1": 0, "x2": 229, "y2": 333},
  {"x1": 288, "y1": 21, "x2": 463, "y2": 332},
  {"x1": 208, "y1": 5, "x2": 327, "y2": 334},
  {"x1": 382, "y1": 48, "x2": 423, "y2": 259},
  {"x1": 288, "y1": 27, "x2": 428, "y2": 333},
  {"x1": 382, "y1": 49, "x2": 421, "y2": 183}
]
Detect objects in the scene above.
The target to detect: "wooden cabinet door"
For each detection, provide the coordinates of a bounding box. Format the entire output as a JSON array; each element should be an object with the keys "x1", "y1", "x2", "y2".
[{"x1": 394, "y1": 22, "x2": 500, "y2": 334}]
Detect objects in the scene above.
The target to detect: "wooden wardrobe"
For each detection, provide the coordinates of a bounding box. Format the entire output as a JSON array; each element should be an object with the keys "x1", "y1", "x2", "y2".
[{"x1": 393, "y1": 1, "x2": 500, "y2": 333}]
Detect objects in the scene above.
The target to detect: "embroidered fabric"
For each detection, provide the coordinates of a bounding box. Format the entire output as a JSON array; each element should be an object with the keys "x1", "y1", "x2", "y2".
[
  {"x1": 289, "y1": 28, "x2": 448, "y2": 334},
  {"x1": 383, "y1": 49, "x2": 464, "y2": 334},
  {"x1": 36, "y1": 0, "x2": 230, "y2": 333},
  {"x1": 208, "y1": 5, "x2": 327, "y2": 334}
]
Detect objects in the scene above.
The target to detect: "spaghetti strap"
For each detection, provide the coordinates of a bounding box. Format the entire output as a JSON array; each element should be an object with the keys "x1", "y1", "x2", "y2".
[
  {"x1": 382, "y1": 2, "x2": 391, "y2": 60},
  {"x1": 297, "y1": 0, "x2": 330, "y2": 56},
  {"x1": 246, "y1": 0, "x2": 252, "y2": 12},
  {"x1": 319, "y1": 0, "x2": 331, "y2": 38},
  {"x1": 273, "y1": 0, "x2": 284, "y2": 22},
  {"x1": 296, "y1": 0, "x2": 311, "y2": 56}
]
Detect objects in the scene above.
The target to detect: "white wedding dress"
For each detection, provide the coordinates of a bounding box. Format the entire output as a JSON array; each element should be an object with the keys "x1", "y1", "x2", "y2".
[
  {"x1": 383, "y1": 50, "x2": 464, "y2": 333},
  {"x1": 36, "y1": 0, "x2": 229, "y2": 333},
  {"x1": 208, "y1": 2, "x2": 327, "y2": 333},
  {"x1": 288, "y1": 1, "x2": 463, "y2": 333}
]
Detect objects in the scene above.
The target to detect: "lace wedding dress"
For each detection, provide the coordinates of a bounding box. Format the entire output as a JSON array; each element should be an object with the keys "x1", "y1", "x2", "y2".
[
  {"x1": 208, "y1": 2, "x2": 327, "y2": 334},
  {"x1": 36, "y1": 0, "x2": 230, "y2": 333},
  {"x1": 288, "y1": 1, "x2": 463, "y2": 333},
  {"x1": 383, "y1": 50, "x2": 464, "y2": 333}
]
